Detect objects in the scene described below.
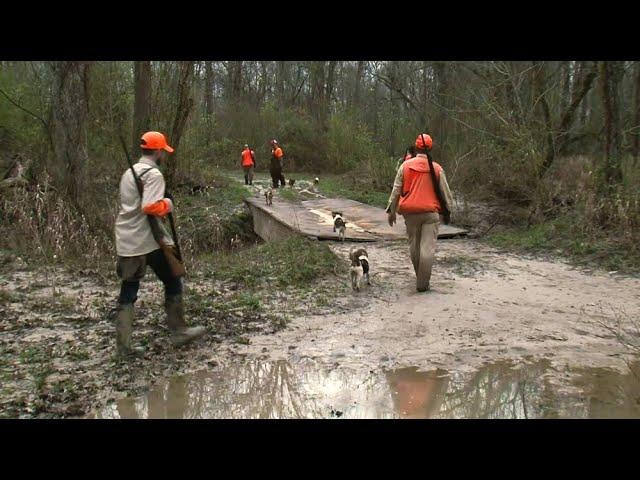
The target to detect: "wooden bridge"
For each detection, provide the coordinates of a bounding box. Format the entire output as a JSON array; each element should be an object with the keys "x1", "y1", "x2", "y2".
[{"x1": 244, "y1": 196, "x2": 467, "y2": 242}]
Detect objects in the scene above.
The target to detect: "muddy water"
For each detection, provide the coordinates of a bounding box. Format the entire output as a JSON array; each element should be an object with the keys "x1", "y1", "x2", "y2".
[{"x1": 94, "y1": 359, "x2": 640, "y2": 419}]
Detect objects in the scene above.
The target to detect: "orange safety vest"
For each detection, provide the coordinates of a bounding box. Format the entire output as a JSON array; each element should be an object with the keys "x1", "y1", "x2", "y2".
[
  {"x1": 397, "y1": 155, "x2": 443, "y2": 215},
  {"x1": 241, "y1": 148, "x2": 255, "y2": 167}
]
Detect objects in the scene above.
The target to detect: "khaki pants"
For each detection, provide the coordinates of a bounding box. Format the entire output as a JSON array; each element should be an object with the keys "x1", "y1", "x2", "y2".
[{"x1": 403, "y1": 212, "x2": 440, "y2": 291}]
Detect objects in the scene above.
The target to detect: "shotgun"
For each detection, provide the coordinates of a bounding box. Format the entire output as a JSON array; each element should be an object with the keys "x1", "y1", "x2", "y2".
[
  {"x1": 118, "y1": 135, "x2": 186, "y2": 278},
  {"x1": 422, "y1": 134, "x2": 451, "y2": 225}
]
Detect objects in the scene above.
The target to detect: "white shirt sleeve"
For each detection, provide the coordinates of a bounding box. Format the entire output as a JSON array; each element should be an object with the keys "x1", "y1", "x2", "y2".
[{"x1": 141, "y1": 169, "x2": 167, "y2": 208}]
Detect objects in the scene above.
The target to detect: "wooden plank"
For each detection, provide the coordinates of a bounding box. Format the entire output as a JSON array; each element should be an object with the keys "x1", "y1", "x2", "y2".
[{"x1": 244, "y1": 195, "x2": 468, "y2": 242}]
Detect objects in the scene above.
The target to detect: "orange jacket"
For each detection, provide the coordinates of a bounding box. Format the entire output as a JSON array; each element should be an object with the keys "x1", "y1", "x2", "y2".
[
  {"x1": 397, "y1": 155, "x2": 443, "y2": 215},
  {"x1": 272, "y1": 147, "x2": 283, "y2": 159},
  {"x1": 241, "y1": 148, "x2": 255, "y2": 167}
]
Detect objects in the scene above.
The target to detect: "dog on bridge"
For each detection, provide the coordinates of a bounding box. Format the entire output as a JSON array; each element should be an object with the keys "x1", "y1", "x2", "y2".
[
  {"x1": 332, "y1": 211, "x2": 346, "y2": 241},
  {"x1": 265, "y1": 187, "x2": 273, "y2": 206}
]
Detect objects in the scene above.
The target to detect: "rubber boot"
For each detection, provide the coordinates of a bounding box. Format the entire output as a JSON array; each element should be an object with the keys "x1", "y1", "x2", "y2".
[
  {"x1": 115, "y1": 303, "x2": 145, "y2": 357},
  {"x1": 165, "y1": 294, "x2": 206, "y2": 347}
]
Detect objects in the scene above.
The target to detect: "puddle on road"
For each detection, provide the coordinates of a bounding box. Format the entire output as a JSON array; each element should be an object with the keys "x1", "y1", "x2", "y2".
[{"x1": 94, "y1": 358, "x2": 640, "y2": 419}]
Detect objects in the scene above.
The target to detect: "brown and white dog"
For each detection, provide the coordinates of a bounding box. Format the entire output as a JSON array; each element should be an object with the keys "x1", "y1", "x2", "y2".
[
  {"x1": 350, "y1": 256, "x2": 364, "y2": 292},
  {"x1": 349, "y1": 247, "x2": 370, "y2": 287},
  {"x1": 332, "y1": 211, "x2": 346, "y2": 241}
]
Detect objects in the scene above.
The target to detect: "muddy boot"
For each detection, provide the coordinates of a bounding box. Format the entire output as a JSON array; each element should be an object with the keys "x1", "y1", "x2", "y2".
[
  {"x1": 115, "y1": 303, "x2": 145, "y2": 357},
  {"x1": 165, "y1": 294, "x2": 206, "y2": 347}
]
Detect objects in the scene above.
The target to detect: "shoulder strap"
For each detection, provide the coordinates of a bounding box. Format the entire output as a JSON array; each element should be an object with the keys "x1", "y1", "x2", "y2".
[
  {"x1": 131, "y1": 167, "x2": 157, "y2": 195},
  {"x1": 139, "y1": 167, "x2": 156, "y2": 179}
]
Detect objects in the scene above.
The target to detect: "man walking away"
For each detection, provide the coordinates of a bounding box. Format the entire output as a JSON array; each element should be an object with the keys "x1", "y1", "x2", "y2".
[
  {"x1": 241, "y1": 144, "x2": 256, "y2": 185},
  {"x1": 114, "y1": 131, "x2": 206, "y2": 356},
  {"x1": 386, "y1": 133, "x2": 454, "y2": 292},
  {"x1": 269, "y1": 139, "x2": 286, "y2": 188}
]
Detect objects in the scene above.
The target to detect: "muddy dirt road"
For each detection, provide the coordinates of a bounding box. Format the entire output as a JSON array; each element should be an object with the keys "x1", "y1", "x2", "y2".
[
  {"x1": 229, "y1": 239, "x2": 640, "y2": 373},
  {"x1": 96, "y1": 236, "x2": 640, "y2": 418},
  {"x1": 94, "y1": 173, "x2": 640, "y2": 418}
]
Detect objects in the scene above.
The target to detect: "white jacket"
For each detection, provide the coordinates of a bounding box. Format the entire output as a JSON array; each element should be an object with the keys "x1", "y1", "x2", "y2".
[{"x1": 115, "y1": 157, "x2": 174, "y2": 257}]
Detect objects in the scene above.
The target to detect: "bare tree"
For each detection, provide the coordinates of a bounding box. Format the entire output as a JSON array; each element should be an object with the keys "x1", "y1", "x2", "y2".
[
  {"x1": 599, "y1": 61, "x2": 624, "y2": 187},
  {"x1": 204, "y1": 61, "x2": 214, "y2": 118},
  {"x1": 633, "y1": 62, "x2": 640, "y2": 163},
  {"x1": 48, "y1": 61, "x2": 92, "y2": 204},
  {"x1": 166, "y1": 61, "x2": 194, "y2": 187},
  {"x1": 132, "y1": 61, "x2": 152, "y2": 155}
]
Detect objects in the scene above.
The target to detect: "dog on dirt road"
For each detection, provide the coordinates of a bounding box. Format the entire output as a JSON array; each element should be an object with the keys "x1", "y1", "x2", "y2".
[
  {"x1": 350, "y1": 255, "x2": 364, "y2": 292},
  {"x1": 332, "y1": 212, "x2": 346, "y2": 241},
  {"x1": 350, "y1": 247, "x2": 370, "y2": 287}
]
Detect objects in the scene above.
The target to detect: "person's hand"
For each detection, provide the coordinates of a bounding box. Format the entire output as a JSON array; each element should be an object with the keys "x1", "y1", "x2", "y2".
[{"x1": 388, "y1": 212, "x2": 396, "y2": 227}]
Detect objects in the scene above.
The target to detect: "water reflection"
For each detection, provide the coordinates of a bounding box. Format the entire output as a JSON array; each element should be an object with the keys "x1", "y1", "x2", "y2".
[{"x1": 95, "y1": 359, "x2": 640, "y2": 419}]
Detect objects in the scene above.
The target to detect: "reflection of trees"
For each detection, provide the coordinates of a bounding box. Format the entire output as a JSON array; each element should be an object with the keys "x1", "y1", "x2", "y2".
[
  {"x1": 573, "y1": 361, "x2": 640, "y2": 419},
  {"x1": 383, "y1": 361, "x2": 559, "y2": 419},
  {"x1": 102, "y1": 359, "x2": 640, "y2": 419},
  {"x1": 115, "y1": 398, "x2": 141, "y2": 419},
  {"x1": 121, "y1": 360, "x2": 322, "y2": 419},
  {"x1": 108, "y1": 360, "x2": 397, "y2": 419},
  {"x1": 434, "y1": 361, "x2": 555, "y2": 419}
]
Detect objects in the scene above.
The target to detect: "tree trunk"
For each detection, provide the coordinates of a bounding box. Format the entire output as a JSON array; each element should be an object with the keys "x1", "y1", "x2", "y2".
[
  {"x1": 633, "y1": 62, "x2": 640, "y2": 162},
  {"x1": 560, "y1": 61, "x2": 571, "y2": 115},
  {"x1": 599, "y1": 61, "x2": 623, "y2": 187},
  {"x1": 276, "y1": 61, "x2": 286, "y2": 106},
  {"x1": 230, "y1": 61, "x2": 243, "y2": 101},
  {"x1": 132, "y1": 61, "x2": 152, "y2": 156},
  {"x1": 535, "y1": 61, "x2": 597, "y2": 177},
  {"x1": 324, "y1": 61, "x2": 337, "y2": 119},
  {"x1": 555, "y1": 61, "x2": 598, "y2": 157},
  {"x1": 48, "y1": 61, "x2": 92, "y2": 205},
  {"x1": 433, "y1": 61, "x2": 449, "y2": 145},
  {"x1": 204, "y1": 61, "x2": 214, "y2": 117},
  {"x1": 258, "y1": 61, "x2": 268, "y2": 106},
  {"x1": 531, "y1": 62, "x2": 555, "y2": 176},
  {"x1": 309, "y1": 62, "x2": 326, "y2": 124},
  {"x1": 166, "y1": 62, "x2": 194, "y2": 187},
  {"x1": 352, "y1": 61, "x2": 365, "y2": 110}
]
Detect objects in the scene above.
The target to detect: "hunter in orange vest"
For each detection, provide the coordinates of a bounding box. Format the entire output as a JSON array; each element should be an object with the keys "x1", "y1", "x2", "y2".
[
  {"x1": 269, "y1": 139, "x2": 286, "y2": 188},
  {"x1": 386, "y1": 133, "x2": 454, "y2": 292},
  {"x1": 241, "y1": 144, "x2": 256, "y2": 185}
]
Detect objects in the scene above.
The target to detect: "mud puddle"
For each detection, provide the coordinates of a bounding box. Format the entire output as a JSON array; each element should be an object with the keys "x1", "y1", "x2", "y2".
[{"x1": 92, "y1": 358, "x2": 640, "y2": 419}]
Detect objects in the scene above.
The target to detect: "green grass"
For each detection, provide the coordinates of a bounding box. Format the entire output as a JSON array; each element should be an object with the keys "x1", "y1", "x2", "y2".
[
  {"x1": 316, "y1": 175, "x2": 390, "y2": 208},
  {"x1": 487, "y1": 215, "x2": 640, "y2": 274},
  {"x1": 19, "y1": 345, "x2": 49, "y2": 365},
  {"x1": 277, "y1": 188, "x2": 300, "y2": 202},
  {"x1": 210, "y1": 167, "x2": 391, "y2": 208},
  {"x1": 179, "y1": 177, "x2": 250, "y2": 216},
  {"x1": 0, "y1": 289, "x2": 23, "y2": 305},
  {"x1": 200, "y1": 236, "x2": 346, "y2": 289}
]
